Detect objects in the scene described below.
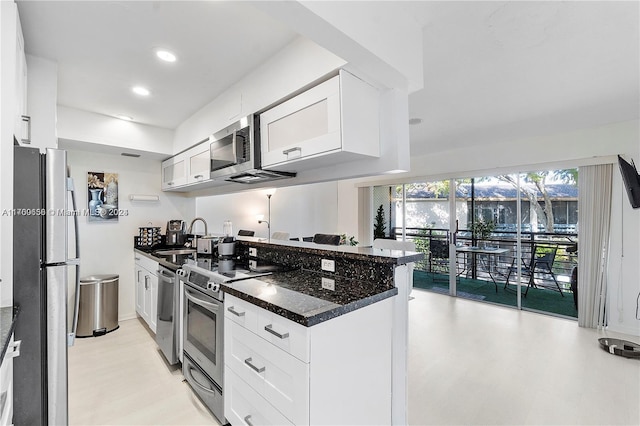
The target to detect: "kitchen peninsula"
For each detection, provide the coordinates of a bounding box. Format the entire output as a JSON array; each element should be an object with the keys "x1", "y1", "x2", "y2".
[
  {"x1": 225, "y1": 238, "x2": 422, "y2": 425},
  {"x1": 134, "y1": 238, "x2": 422, "y2": 425}
]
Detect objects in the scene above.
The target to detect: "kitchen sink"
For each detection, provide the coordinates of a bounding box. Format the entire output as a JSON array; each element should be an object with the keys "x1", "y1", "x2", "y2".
[{"x1": 154, "y1": 249, "x2": 196, "y2": 255}]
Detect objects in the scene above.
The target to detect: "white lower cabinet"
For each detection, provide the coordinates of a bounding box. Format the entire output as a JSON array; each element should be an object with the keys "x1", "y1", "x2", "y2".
[
  {"x1": 134, "y1": 253, "x2": 158, "y2": 333},
  {"x1": 226, "y1": 369, "x2": 294, "y2": 426},
  {"x1": 0, "y1": 335, "x2": 17, "y2": 426},
  {"x1": 224, "y1": 293, "x2": 393, "y2": 425}
]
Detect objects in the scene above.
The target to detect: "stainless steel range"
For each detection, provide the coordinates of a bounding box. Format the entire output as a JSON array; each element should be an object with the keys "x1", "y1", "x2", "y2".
[{"x1": 177, "y1": 259, "x2": 269, "y2": 424}]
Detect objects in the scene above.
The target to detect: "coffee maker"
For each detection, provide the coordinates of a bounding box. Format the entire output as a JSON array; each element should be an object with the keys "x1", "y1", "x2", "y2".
[{"x1": 166, "y1": 220, "x2": 186, "y2": 246}]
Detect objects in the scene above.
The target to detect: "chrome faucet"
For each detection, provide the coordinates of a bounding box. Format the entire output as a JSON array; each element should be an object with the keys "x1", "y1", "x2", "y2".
[{"x1": 188, "y1": 217, "x2": 208, "y2": 236}]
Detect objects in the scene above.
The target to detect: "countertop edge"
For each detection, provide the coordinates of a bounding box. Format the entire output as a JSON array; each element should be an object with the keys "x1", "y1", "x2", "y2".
[
  {"x1": 221, "y1": 284, "x2": 397, "y2": 327},
  {"x1": 237, "y1": 238, "x2": 424, "y2": 265},
  {"x1": 134, "y1": 248, "x2": 180, "y2": 271}
]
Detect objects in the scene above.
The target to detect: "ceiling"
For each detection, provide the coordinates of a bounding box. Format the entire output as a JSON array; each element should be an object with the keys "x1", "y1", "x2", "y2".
[{"x1": 17, "y1": 1, "x2": 639, "y2": 158}]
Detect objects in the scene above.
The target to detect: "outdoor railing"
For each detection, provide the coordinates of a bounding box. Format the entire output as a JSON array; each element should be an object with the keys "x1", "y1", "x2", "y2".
[{"x1": 391, "y1": 226, "x2": 578, "y2": 291}]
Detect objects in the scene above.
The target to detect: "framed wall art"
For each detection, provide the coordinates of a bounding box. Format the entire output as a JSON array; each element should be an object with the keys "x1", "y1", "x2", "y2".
[{"x1": 87, "y1": 172, "x2": 119, "y2": 222}]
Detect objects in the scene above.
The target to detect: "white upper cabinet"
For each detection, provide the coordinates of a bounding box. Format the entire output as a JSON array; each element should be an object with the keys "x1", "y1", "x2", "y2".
[
  {"x1": 15, "y1": 14, "x2": 28, "y2": 144},
  {"x1": 161, "y1": 152, "x2": 188, "y2": 190},
  {"x1": 14, "y1": 8, "x2": 29, "y2": 145},
  {"x1": 162, "y1": 140, "x2": 213, "y2": 191},
  {"x1": 186, "y1": 142, "x2": 211, "y2": 185},
  {"x1": 260, "y1": 69, "x2": 380, "y2": 172}
]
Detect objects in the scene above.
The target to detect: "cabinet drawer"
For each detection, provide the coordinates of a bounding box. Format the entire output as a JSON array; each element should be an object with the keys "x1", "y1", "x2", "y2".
[
  {"x1": 225, "y1": 368, "x2": 295, "y2": 426},
  {"x1": 134, "y1": 253, "x2": 158, "y2": 275},
  {"x1": 256, "y1": 309, "x2": 310, "y2": 363},
  {"x1": 224, "y1": 295, "x2": 258, "y2": 333},
  {"x1": 226, "y1": 321, "x2": 309, "y2": 425}
]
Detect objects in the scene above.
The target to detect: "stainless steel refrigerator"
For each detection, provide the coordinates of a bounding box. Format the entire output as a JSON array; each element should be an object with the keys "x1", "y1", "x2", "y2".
[{"x1": 13, "y1": 146, "x2": 80, "y2": 426}]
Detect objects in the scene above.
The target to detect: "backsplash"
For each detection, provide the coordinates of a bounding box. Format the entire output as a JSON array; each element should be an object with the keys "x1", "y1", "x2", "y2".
[{"x1": 237, "y1": 241, "x2": 397, "y2": 288}]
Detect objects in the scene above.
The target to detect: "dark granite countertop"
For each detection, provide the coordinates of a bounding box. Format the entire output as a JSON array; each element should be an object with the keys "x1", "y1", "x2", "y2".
[
  {"x1": 221, "y1": 269, "x2": 398, "y2": 327},
  {"x1": 134, "y1": 247, "x2": 197, "y2": 271},
  {"x1": 1, "y1": 306, "x2": 19, "y2": 366}
]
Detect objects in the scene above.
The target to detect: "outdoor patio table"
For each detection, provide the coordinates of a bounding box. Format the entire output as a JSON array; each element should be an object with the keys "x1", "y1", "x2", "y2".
[{"x1": 455, "y1": 246, "x2": 510, "y2": 292}]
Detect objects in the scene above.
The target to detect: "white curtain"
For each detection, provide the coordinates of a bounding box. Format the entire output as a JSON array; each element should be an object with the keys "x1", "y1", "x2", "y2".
[{"x1": 577, "y1": 164, "x2": 613, "y2": 328}]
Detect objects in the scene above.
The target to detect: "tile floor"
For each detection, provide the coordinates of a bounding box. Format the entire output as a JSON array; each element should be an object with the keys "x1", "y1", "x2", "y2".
[{"x1": 68, "y1": 289, "x2": 640, "y2": 425}]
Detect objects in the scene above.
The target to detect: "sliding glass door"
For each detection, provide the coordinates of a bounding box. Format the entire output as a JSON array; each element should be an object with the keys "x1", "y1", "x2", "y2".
[{"x1": 376, "y1": 168, "x2": 579, "y2": 318}]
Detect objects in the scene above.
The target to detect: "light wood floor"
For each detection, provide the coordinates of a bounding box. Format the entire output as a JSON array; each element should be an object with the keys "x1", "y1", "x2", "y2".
[
  {"x1": 69, "y1": 290, "x2": 640, "y2": 425},
  {"x1": 68, "y1": 318, "x2": 219, "y2": 425}
]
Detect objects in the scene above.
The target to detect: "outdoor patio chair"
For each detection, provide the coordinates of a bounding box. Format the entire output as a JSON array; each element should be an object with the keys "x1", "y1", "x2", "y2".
[
  {"x1": 504, "y1": 244, "x2": 563, "y2": 296},
  {"x1": 429, "y1": 239, "x2": 450, "y2": 283}
]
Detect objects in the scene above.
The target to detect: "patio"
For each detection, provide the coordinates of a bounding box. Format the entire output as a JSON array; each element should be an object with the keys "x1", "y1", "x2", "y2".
[
  {"x1": 413, "y1": 270, "x2": 578, "y2": 318},
  {"x1": 408, "y1": 230, "x2": 579, "y2": 318}
]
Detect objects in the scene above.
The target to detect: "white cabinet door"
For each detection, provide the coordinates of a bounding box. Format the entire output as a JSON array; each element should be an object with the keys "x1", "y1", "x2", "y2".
[
  {"x1": 134, "y1": 252, "x2": 158, "y2": 333},
  {"x1": 0, "y1": 336, "x2": 17, "y2": 426},
  {"x1": 260, "y1": 76, "x2": 341, "y2": 168},
  {"x1": 134, "y1": 265, "x2": 145, "y2": 316},
  {"x1": 14, "y1": 11, "x2": 28, "y2": 145},
  {"x1": 260, "y1": 70, "x2": 380, "y2": 171},
  {"x1": 186, "y1": 142, "x2": 211, "y2": 184},
  {"x1": 161, "y1": 154, "x2": 187, "y2": 190}
]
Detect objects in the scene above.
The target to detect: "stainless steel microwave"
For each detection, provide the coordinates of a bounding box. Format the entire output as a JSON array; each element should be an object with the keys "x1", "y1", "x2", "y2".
[
  {"x1": 209, "y1": 114, "x2": 296, "y2": 183},
  {"x1": 209, "y1": 115, "x2": 254, "y2": 178}
]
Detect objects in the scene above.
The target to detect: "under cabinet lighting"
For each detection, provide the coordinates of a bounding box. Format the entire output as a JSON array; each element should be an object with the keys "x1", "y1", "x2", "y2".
[{"x1": 116, "y1": 114, "x2": 133, "y2": 121}]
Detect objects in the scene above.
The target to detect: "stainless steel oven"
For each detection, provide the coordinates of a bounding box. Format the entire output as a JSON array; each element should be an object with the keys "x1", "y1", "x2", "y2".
[
  {"x1": 178, "y1": 260, "x2": 272, "y2": 424},
  {"x1": 180, "y1": 264, "x2": 226, "y2": 424},
  {"x1": 183, "y1": 283, "x2": 223, "y2": 384}
]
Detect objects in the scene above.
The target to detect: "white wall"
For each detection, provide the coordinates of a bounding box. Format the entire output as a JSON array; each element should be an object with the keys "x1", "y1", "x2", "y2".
[
  {"x1": 58, "y1": 106, "x2": 174, "y2": 158},
  {"x1": 195, "y1": 181, "x2": 362, "y2": 241},
  {"x1": 67, "y1": 150, "x2": 194, "y2": 322}
]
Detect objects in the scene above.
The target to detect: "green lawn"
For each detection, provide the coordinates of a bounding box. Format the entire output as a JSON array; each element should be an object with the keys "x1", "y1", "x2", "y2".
[{"x1": 413, "y1": 269, "x2": 578, "y2": 318}]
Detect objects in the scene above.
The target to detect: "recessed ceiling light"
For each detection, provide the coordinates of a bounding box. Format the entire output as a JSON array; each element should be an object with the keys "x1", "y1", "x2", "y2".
[
  {"x1": 132, "y1": 86, "x2": 150, "y2": 96},
  {"x1": 409, "y1": 118, "x2": 423, "y2": 125},
  {"x1": 116, "y1": 114, "x2": 133, "y2": 121},
  {"x1": 156, "y1": 49, "x2": 176, "y2": 63}
]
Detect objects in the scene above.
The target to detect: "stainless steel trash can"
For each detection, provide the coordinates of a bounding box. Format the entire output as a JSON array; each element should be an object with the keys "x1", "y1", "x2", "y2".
[{"x1": 77, "y1": 274, "x2": 119, "y2": 337}]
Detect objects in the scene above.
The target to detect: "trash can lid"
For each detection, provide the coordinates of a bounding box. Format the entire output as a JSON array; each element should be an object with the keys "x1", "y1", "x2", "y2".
[{"x1": 80, "y1": 274, "x2": 119, "y2": 284}]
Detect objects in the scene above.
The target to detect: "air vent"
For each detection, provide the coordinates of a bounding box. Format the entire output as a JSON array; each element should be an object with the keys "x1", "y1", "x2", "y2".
[{"x1": 121, "y1": 152, "x2": 141, "y2": 157}]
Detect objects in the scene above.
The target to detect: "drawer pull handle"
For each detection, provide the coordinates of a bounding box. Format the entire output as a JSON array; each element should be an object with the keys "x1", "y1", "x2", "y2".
[
  {"x1": 244, "y1": 415, "x2": 254, "y2": 426},
  {"x1": 227, "y1": 306, "x2": 245, "y2": 317},
  {"x1": 244, "y1": 357, "x2": 265, "y2": 373},
  {"x1": 264, "y1": 324, "x2": 289, "y2": 339},
  {"x1": 282, "y1": 146, "x2": 301, "y2": 155}
]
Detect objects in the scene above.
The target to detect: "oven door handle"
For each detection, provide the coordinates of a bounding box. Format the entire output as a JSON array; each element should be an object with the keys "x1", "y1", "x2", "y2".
[
  {"x1": 184, "y1": 289, "x2": 219, "y2": 311},
  {"x1": 185, "y1": 365, "x2": 217, "y2": 395}
]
